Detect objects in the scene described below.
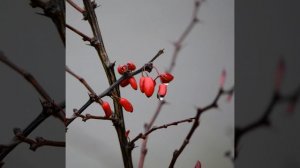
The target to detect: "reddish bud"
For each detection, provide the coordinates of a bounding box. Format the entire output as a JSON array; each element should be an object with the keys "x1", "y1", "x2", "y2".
[
  {"x1": 143, "y1": 77, "x2": 156, "y2": 97},
  {"x1": 220, "y1": 69, "x2": 226, "y2": 88},
  {"x1": 139, "y1": 77, "x2": 145, "y2": 93},
  {"x1": 101, "y1": 101, "x2": 112, "y2": 117},
  {"x1": 194, "y1": 160, "x2": 201, "y2": 168},
  {"x1": 119, "y1": 98, "x2": 133, "y2": 112},
  {"x1": 275, "y1": 59, "x2": 285, "y2": 91},
  {"x1": 117, "y1": 65, "x2": 127, "y2": 74},
  {"x1": 120, "y1": 78, "x2": 130, "y2": 87},
  {"x1": 157, "y1": 83, "x2": 167, "y2": 100},
  {"x1": 160, "y1": 73, "x2": 174, "y2": 83},
  {"x1": 129, "y1": 77, "x2": 138, "y2": 90},
  {"x1": 125, "y1": 130, "x2": 130, "y2": 138},
  {"x1": 127, "y1": 62, "x2": 136, "y2": 71}
]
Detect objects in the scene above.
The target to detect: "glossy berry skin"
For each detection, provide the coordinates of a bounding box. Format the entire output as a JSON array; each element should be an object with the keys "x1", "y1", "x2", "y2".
[
  {"x1": 127, "y1": 62, "x2": 136, "y2": 71},
  {"x1": 101, "y1": 101, "x2": 112, "y2": 117},
  {"x1": 120, "y1": 79, "x2": 130, "y2": 87},
  {"x1": 194, "y1": 160, "x2": 201, "y2": 168},
  {"x1": 160, "y1": 73, "x2": 174, "y2": 83},
  {"x1": 143, "y1": 77, "x2": 156, "y2": 98},
  {"x1": 117, "y1": 65, "x2": 127, "y2": 74},
  {"x1": 139, "y1": 76, "x2": 145, "y2": 93},
  {"x1": 157, "y1": 83, "x2": 167, "y2": 99},
  {"x1": 119, "y1": 98, "x2": 133, "y2": 112},
  {"x1": 129, "y1": 77, "x2": 138, "y2": 90}
]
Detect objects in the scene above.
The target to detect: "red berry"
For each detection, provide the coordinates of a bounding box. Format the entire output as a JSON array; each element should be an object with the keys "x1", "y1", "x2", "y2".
[
  {"x1": 139, "y1": 76, "x2": 145, "y2": 93},
  {"x1": 143, "y1": 77, "x2": 155, "y2": 98},
  {"x1": 127, "y1": 62, "x2": 136, "y2": 71},
  {"x1": 101, "y1": 101, "x2": 112, "y2": 117},
  {"x1": 160, "y1": 73, "x2": 174, "y2": 83},
  {"x1": 119, "y1": 98, "x2": 133, "y2": 112},
  {"x1": 157, "y1": 83, "x2": 167, "y2": 99},
  {"x1": 129, "y1": 77, "x2": 138, "y2": 90},
  {"x1": 117, "y1": 65, "x2": 127, "y2": 74},
  {"x1": 120, "y1": 78, "x2": 130, "y2": 87}
]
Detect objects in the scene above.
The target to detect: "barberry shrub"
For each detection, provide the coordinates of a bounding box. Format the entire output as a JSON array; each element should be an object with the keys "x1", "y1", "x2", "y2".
[{"x1": 66, "y1": 0, "x2": 234, "y2": 168}]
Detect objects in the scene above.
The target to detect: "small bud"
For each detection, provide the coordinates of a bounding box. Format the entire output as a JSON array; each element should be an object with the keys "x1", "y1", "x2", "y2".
[
  {"x1": 119, "y1": 98, "x2": 133, "y2": 112},
  {"x1": 275, "y1": 59, "x2": 285, "y2": 91},
  {"x1": 101, "y1": 101, "x2": 112, "y2": 117},
  {"x1": 220, "y1": 69, "x2": 226, "y2": 88},
  {"x1": 125, "y1": 130, "x2": 130, "y2": 138},
  {"x1": 129, "y1": 77, "x2": 138, "y2": 90},
  {"x1": 160, "y1": 73, "x2": 174, "y2": 83},
  {"x1": 194, "y1": 160, "x2": 201, "y2": 168},
  {"x1": 127, "y1": 62, "x2": 136, "y2": 71},
  {"x1": 144, "y1": 77, "x2": 156, "y2": 97}
]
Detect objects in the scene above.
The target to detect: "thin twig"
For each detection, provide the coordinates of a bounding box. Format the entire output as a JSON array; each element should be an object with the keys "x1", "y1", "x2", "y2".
[
  {"x1": 235, "y1": 85, "x2": 300, "y2": 159},
  {"x1": 67, "y1": 0, "x2": 85, "y2": 13},
  {"x1": 168, "y1": 0, "x2": 203, "y2": 73},
  {"x1": 66, "y1": 24, "x2": 92, "y2": 42},
  {"x1": 14, "y1": 128, "x2": 65, "y2": 151},
  {"x1": 0, "y1": 101, "x2": 65, "y2": 162},
  {"x1": 72, "y1": 110, "x2": 115, "y2": 122},
  {"x1": 168, "y1": 87, "x2": 234, "y2": 168},
  {"x1": 0, "y1": 52, "x2": 65, "y2": 122},
  {"x1": 130, "y1": 117, "x2": 195, "y2": 145}
]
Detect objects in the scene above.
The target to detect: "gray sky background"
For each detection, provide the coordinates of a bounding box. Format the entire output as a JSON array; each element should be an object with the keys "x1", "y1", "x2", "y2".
[{"x1": 66, "y1": 0, "x2": 234, "y2": 168}]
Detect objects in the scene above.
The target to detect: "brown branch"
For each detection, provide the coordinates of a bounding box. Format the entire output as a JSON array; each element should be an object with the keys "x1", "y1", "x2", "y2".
[
  {"x1": 168, "y1": 87, "x2": 234, "y2": 168},
  {"x1": 66, "y1": 24, "x2": 92, "y2": 42},
  {"x1": 0, "y1": 101, "x2": 65, "y2": 163},
  {"x1": 14, "y1": 128, "x2": 65, "y2": 151},
  {"x1": 168, "y1": 0, "x2": 203, "y2": 73},
  {"x1": 138, "y1": 1, "x2": 204, "y2": 167},
  {"x1": 130, "y1": 117, "x2": 195, "y2": 145},
  {"x1": 235, "y1": 85, "x2": 300, "y2": 159},
  {"x1": 67, "y1": 0, "x2": 85, "y2": 13},
  {"x1": 72, "y1": 110, "x2": 114, "y2": 122},
  {"x1": 0, "y1": 51, "x2": 65, "y2": 122}
]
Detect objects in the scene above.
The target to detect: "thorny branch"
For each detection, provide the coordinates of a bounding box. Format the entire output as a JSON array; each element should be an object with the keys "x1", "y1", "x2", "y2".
[
  {"x1": 169, "y1": 87, "x2": 234, "y2": 168},
  {"x1": 13, "y1": 128, "x2": 65, "y2": 151}
]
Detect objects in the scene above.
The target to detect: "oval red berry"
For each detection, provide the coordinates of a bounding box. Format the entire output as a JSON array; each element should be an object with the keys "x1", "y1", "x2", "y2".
[
  {"x1": 139, "y1": 77, "x2": 145, "y2": 93},
  {"x1": 143, "y1": 77, "x2": 155, "y2": 98},
  {"x1": 160, "y1": 73, "x2": 174, "y2": 83},
  {"x1": 119, "y1": 98, "x2": 133, "y2": 112},
  {"x1": 127, "y1": 62, "x2": 136, "y2": 71},
  {"x1": 129, "y1": 77, "x2": 138, "y2": 90},
  {"x1": 101, "y1": 101, "x2": 112, "y2": 117},
  {"x1": 157, "y1": 83, "x2": 167, "y2": 99},
  {"x1": 120, "y1": 78, "x2": 130, "y2": 87}
]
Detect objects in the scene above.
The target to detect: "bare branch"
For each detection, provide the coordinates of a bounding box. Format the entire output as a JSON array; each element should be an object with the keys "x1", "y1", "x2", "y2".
[
  {"x1": 67, "y1": 0, "x2": 85, "y2": 13},
  {"x1": 169, "y1": 87, "x2": 234, "y2": 168}
]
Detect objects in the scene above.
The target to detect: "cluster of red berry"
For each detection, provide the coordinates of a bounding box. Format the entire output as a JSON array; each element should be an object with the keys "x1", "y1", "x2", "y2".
[{"x1": 99, "y1": 61, "x2": 174, "y2": 118}]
